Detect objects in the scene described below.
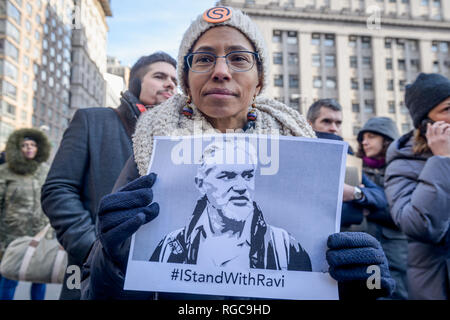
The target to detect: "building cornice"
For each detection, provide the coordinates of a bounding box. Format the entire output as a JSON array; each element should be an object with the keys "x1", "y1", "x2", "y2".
[
  {"x1": 98, "y1": 0, "x2": 112, "y2": 17},
  {"x1": 222, "y1": 2, "x2": 450, "y2": 31}
]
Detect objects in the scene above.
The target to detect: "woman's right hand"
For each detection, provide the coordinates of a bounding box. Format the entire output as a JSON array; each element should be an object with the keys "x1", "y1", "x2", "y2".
[
  {"x1": 427, "y1": 121, "x2": 450, "y2": 157},
  {"x1": 97, "y1": 173, "x2": 159, "y2": 273}
]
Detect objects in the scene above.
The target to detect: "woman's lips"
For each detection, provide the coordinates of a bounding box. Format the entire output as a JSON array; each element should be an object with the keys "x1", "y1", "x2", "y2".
[{"x1": 204, "y1": 89, "x2": 237, "y2": 98}]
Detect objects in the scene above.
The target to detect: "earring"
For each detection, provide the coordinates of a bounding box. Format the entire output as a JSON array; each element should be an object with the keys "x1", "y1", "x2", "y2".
[
  {"x1": 182, "y1": 96, "x2": 194, "y2": 118},
  {"x1": 247, "y1": 97, "x2": 257, "y2": 121}
]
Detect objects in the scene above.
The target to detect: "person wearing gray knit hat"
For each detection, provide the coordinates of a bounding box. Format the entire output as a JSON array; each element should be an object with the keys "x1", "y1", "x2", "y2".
[
  {"x1": 355, "y1": 117, "x2": 408, "y2": 300},
  {"x1": 405, "y1": 73, "x2": 450, "y2": 128},
  {"x1": 357, "y1": 117, "x2": 399, "y2": 143},
  {"x1": 81, "y1": 6, "x2": 396, "y2": 301}
]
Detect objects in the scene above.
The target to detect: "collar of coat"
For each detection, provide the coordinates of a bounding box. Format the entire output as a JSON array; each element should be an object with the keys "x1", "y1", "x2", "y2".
[{"x1": 132, "y1": 93, "x2": 316, "y2": 176}]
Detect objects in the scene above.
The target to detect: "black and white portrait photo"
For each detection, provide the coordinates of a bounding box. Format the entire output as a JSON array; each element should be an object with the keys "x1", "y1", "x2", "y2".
[
  {"x1": 149, "y1": 139, "x2": 312, "y2": 272},
  {"x1": 124, "y1": 134, "x2": 347, "y2": 300}
]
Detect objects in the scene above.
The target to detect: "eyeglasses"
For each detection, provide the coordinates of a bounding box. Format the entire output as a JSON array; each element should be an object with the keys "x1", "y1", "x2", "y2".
[{"x1": 185, "y1": 51, "x2": 259, "y2": 73}]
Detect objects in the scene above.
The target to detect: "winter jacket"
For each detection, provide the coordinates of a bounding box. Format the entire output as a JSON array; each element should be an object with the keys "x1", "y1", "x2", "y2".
[
  {"x1": 0, "y1": 128, "x2": 50, "y2": 260},
  {"x1": 41, "y1": 91, "x2": 143, "y2": 299},
  {"x1": 81, "y1": 93, "x2": 317, "y2": 300},
  {"x1": 362, "y1": 164, "x2": 409, "y2": 300},
  {"x1": 385, "y1": 131, "x2": 450, "y2": 300}
]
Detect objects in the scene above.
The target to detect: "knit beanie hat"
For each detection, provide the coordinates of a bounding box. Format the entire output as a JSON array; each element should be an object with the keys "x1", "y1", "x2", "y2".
[
  {"x1": 177, "y1": 6, "x2": 269, "y2": 96},
  {"x1": 357, "y1": 117, "x2": 399, "y2": 142},
  {"x1": 405, "y1": 73, "x2": 450, "y2": 128}
]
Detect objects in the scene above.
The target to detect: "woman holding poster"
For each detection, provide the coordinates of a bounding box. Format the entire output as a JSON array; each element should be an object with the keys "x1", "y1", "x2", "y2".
[{"x1": 81, "y1": 6, "x2": 395, "y2": 300}]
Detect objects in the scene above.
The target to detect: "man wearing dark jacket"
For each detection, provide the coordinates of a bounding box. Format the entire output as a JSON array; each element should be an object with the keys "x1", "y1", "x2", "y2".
[
  {"x1": 307, "y1": 99, "x2": 387, "y2": 230},
  {"x1": 41, "y1": 52, "x2": 177, "y2": 300}
]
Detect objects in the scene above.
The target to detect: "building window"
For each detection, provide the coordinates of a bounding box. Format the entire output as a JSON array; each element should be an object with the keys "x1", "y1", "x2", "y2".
[
  {"x1": 361, "y1": 37, "x2": 371, "y2": 49},
  {"x1": 349, "y1": 36, "x2": 357, "y2": 48},
  {"x1": 433, "y1": 61, "x2": 440, "y2": 73},
  {"x1": 287, "y1": 31, "x2": 298, "y2": 45},
  {"x1": 353, "y1": 126, "x2": 361, "y2": 136},
  {"x1": 351, "y1": 78, "x2": 359, "y2": 90},
  {"x1": 432, "y1": 42, "x2": 438, "y2": 52},
  {"x1": 400, "y1": 102, "x2": 408, "y2": 113},
  {"x1": 311, "y1": 33, "x2": 320, "y2": 46},
  {"x1": 273, "y1": 30, "x2": 282, "y2": 43},
  {"x1": 313, "y1": 77, "x2": 322, "y2": 88},
  {"x1": 326, "y1": 77, "x2": 336, "y2": 89},
  {"x1": 312, "y1": 54, "x2": 321, "y2": 67},
  {"x1": 0, "y1": 20, "x2": 21, "y2": 44},
  {"x1": 288, "y1": 53, "x2": 298, "y2": 65},
  {"x1": 364, "y1": 100, "x2": 375, "y2": 114},
  {"x1": 273, "y1": 52, "x2": 283, "y2": 65},
  {"x1": 364, "y1": 79, "x2": 373, "y2": 90},
  {"x1": 274, "y1": 75, "x2": 283, "y2": 87},
  {"x1": 362, "y1": 56, "x2": 372, "y2": 68},
  {"x1": 410, "y1": 59, "x2": 420, "y2": 71},
  {"x1": 0, "y1": 59, "x2": 18, "y2": 80},
  {"x1": 389, "y1": 101, "x2": 396, "y2": 113},
  {"x1": 352, "y1": 102, "x2": 360, "y2": 113},
  {"x1": 289, "y1": 97, "x2": 300, "y2": 109},
  {"x1": 385, "y1": 38, "x2": 392, "y2": 49},
  {"x1": 398, "y1": 59, "x2": 406, "y2": 70},
  {"x1": 386, "y1": 58, "x2": 393, "y2": 70},
  {"x1": 325, "y1": 55, "x2": 336, "y2": 68},
  {"x1": 289, "y1": 75, "x2": 299, "y2": 88},
  {"x1": 402, "y1": 123, "x2": 411, "y2": 133},
  {"x1": 324, "y1": 34, "x2": 335, "y2": 47},
  {"x1": 399, "y1": 80, "x2": 406, "y2": 91},
  {"x1": 350, "y1": 56, "x2": 357, "y2": 68},
  {"x1": 387, "y1": 79, "x2": 394, "y2": 91},
  {"x1": 0, "y1": 80, "x2": 17, "y2": 99}
]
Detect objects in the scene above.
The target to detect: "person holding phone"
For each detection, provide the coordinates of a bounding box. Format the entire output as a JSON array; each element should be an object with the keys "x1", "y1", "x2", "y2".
[{"x1": 385, "y1": 73, "x2": 450, "y2": 300}]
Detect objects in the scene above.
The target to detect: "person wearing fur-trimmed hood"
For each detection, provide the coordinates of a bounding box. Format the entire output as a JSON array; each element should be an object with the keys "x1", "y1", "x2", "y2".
[{"x1": 0, "y1": 128, "x2": 51, "y2": 300}]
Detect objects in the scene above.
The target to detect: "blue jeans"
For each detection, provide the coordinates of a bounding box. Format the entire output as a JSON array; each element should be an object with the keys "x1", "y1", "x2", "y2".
[{"x1": 0, "y1": 274, "x2": 46, "y2": 300}]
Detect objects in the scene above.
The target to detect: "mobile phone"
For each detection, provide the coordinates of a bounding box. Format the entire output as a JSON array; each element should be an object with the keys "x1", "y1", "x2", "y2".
[{"x1": 419, "y1": 118, "x2": 435, "y2": 136}]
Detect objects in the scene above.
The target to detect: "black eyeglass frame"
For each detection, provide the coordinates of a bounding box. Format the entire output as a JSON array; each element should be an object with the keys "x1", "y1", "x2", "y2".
[{"x1": 184, "y1": 50, "x2": 260, "y2": 73}]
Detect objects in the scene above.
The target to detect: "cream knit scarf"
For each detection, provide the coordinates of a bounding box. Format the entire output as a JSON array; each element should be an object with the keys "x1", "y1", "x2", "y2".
[{"x1": 132, "y1": 93, "x2": 316, "y2": 176}]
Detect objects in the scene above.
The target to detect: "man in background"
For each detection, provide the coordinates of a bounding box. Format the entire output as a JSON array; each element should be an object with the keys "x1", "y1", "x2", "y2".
[{"x1": 41, "y1": 52, "x2": 177, "y2": 300}]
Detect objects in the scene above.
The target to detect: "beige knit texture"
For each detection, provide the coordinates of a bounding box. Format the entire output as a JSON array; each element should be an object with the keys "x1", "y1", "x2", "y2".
[
  {"x1": 132, "y1": 93, "x2": 317, "y2": 176},
  {"x1": 177, "y1": 7, "x2": 270, "y2": 95}
]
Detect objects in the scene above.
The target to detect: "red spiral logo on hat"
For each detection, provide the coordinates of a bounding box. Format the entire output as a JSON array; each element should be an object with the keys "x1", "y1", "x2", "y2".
[{"x1": 203, "y1": 7, "x2": 232, "y2": 23}]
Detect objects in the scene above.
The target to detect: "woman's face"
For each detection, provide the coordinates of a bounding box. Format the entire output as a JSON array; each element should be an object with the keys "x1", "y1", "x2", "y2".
[
  {"x1": 428, "y1": 97, "x2": 450, "y2": 124},
  {"x1": 21, "y1": 139, "x2": 38, "y2": 160},
  {"x1": 186, "y1": 26, "x2": 261, "y2": 131},
  {"x1": 362, "y1": 132, "x2": 384, "y2": 158}
]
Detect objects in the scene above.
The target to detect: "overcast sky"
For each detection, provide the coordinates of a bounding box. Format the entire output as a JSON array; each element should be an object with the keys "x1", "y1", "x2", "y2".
[{"x1": 107, "y1": 0, "x2": 218, "y2": 67}]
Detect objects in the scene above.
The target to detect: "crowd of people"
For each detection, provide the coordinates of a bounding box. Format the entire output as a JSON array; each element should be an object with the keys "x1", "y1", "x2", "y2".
[{"x1": 0, "y1": 6, "x2": 448, "y2": 300}]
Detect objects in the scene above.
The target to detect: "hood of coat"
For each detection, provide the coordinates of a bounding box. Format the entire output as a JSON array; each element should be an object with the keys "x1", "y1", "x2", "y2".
[
  {"x1": 132, "y1": 93, "x2": 316, "y2": 176},
  {"x1": 386, "y1": 131, "x2": 429, "y2": 165},
  {"x1": 5, "y1": 128, "x2": 51, "y2": 175}
]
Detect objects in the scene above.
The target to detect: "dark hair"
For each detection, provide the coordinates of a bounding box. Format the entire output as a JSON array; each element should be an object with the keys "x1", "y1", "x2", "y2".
[
  {"x1": 306, "y1": 99, "x2": 342, "y2": 124},
  {"x1": 129, "y1": 51, "x2": 177, "y2": 98},
  {"x1": 356, "y1": 132, "x2": 393, "y2": 158}
]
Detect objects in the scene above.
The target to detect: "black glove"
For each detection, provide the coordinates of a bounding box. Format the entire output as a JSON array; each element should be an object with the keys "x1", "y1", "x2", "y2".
[
  {"x1": 326, "y1": 232, "x2": 396, "y2": 300},
  {"x1": 97, "y1": 173, "x2": 159, "y2": 273}
]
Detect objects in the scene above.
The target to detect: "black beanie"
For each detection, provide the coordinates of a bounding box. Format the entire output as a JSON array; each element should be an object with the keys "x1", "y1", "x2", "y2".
[{"x1": 405, "y1": 73, "x2": 450, "y2": 128}]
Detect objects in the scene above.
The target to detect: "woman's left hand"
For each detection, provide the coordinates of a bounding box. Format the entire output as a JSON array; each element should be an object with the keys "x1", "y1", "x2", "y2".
[{"x1": 326, "y1": 232, "x2": 396, "y2": 299}]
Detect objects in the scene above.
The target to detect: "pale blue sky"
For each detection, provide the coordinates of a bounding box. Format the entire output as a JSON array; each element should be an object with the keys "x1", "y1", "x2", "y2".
[{"x1": 107, "y1": 0, "x2": 218, "y2": 67}]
